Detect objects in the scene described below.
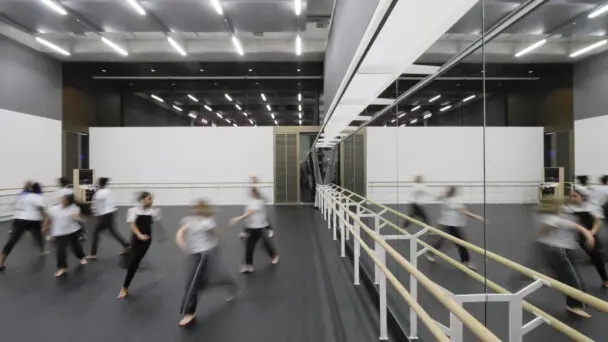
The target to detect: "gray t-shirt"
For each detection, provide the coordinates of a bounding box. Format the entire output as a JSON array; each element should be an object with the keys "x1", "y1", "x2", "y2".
[
  {"x1": 181, "y1": 216, "x2": 218, "y2": 254},
  {"x1": 536, "y1": 213, "x2": 579, "y2": 250}
]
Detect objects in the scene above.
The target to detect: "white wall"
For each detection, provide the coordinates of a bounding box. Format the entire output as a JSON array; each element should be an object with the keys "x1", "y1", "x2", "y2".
[
  {"x1": 575, "y1": 115, "x2": 608, "y2": 181},
  {"x1": 0, "y1": 109, "x2": 62, "y2": 218},
  {"x1": 90, "y1": 127, "x2": 274, "y2": 205},
  {"x1": 366, "y1": 127, "x2": 543, "y2": 204}
]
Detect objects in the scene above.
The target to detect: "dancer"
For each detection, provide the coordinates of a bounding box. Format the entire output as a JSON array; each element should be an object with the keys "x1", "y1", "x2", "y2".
[
  {"x1": 563, "y1": 187, "x2": 608, "y2": 287},
  {"x1": 0, "y1": 182, "x2": 47, "y2": 270},
  {"x1": 426, "y1": 186, "x2": 484, "y2": 270},
  {"x1": 590, "y1": 175, "x2": 608, "y2": 223},
  {"x1": 88, "y1": 177, "x2": 129, "y2": 259},
  {"x1": 536, "y1": 198, "x2": 594, "y2": 318},
  {"x1": 403, "y1": 175, "x2": 431, "y2": 228},
  {"x1": 116, "y1": 192, "x2": 160, "y2": 299},
  {"x1": 230, "y1": 187, "x2": 279, "y2": 273},
  {"x1": 56, "y1": 177, "x2": 88, "y2": 241},
  {"x1": 239, "y1": 176, "x2": 274, "y2": 238},
  {"x1": 575, "y1": 175, "x2": 591, "y2": 198},
  {"x1": 176, "y1": 200, "x2": 239, "y2": 327},
  {"x1": 46, "y1": 194, "x2": 87, "y2": 277}
]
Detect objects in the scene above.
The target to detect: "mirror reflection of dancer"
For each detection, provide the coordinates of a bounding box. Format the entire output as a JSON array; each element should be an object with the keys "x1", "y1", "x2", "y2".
[
  {"x1": 563, "y1": 188, "x2": 608, "y2": 288},
  {"x1": 176, "y1": 200, "x2": 239, "y2": 327},
  {"x1": 231, "y1": 187, "x2": 279, "y2": 274},
  {"x1": 116, "y1": 192, "x2": 161, "y2": 299},
  {"x1": 590, "y1": 175, "x2": 608, "y2": 225},
  {"x1": 46, "y1": 194, "x2": 87, "y2": 277},
  {"x1": 403, "y1": 175, "x2": 431, "y2": 228},
  {"x1": 426, "y1": 186, "x2": 484, "y2": 270},
  {"x1": 239, "y1": 176, "x2": 274, "y2": 238},
  {"x1": 0, "y1": 182, "x2": 48, "y2": 270},
  {"x1": 536, "y1": 199, "x2": 595, "y2": 318},
  {"x1": 88, "y1": 178, "x2": 129, "y2": 259}
]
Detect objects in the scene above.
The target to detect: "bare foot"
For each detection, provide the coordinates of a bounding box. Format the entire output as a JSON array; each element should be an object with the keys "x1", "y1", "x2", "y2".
[
  {"x1": 267, "y1": 230, "x2": 275, "y2": 238},
  {"x1": 80, "y1": 259, "x2": 88, "y2": 265},
  {"x1": 54, "y1": 269, "x2": 67, "y2": 277},
  {"x1": 85, "y1": 255, "x2": 97, "y2": 260},
  {"x1": 271, "y1": 256, "x2": 280, "y2": 265},
  {"x1": 119, "y1": 247, "x2": 130, "y2": 255},
  {"x1": 238, "y1": 232, "x2": 248, "y2": 239},
  {"x1": 240, "y1": 265, "x2": 254, "y2": 274},
  {"x1": 178, "y1": 314, "x2": 196, "y2": 327},
  {"x1": 425, "y1": 254, "x2": 436, "y2": 263},
  {"x1": 464, "y1": 262, "x2": 478, "y2": 271},
  {"x1": 567, "y1": 306, "x2": 592, "y2": 318},
  {"x1": 116, "y1": 288, "x2": 128, "y2": 300}
]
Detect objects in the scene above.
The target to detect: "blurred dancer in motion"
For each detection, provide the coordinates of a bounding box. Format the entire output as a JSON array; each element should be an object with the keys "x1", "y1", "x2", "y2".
[
  {"x1": 575, "y1": 175, "x2": 591, "y2": 198},
  {"x1": 591, "y1": 175, "x2": 608, "y2": 224},
  {"x1": 0, "y1": 182, "x2": 47, "y2": 270},
  {"x1": 176, "y1": 200, "x2": 239, "y2": 327},
  {"x1": 403, "y1": 175, "x2": 431, "y2": 228},
  {"x1": 88, "y1": 177, "x2": 129, "y2": 259},
  {"x1": 117, "y1": 192, "x2": 161, "y2": 299},
  {"x1": 46, "y1": 194, "x2": 87, "y2": 277},
  {"x1": 536, "y1": 199, "x2": 594, "y2": 318},
  {"x1": 563, "y1": 187, "x2": 608, "y2": 288},
  {"x1": 426, "y1": 186, "x2": 484, "y2": 270},
  {"x1": 56, "y1": 177, "x2": 87, "y2": 241},
  {"x1": 239, "y1": 176, "x2": 274, "y2": 238},
  {"x1": 231, "y1": 187, "x2": 279, "y2": 274}
]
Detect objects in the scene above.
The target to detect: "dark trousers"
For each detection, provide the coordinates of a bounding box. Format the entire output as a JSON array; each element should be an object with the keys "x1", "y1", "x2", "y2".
[
  {"x1": 578, "y1": 233, "x2": 608, "y2": 282},
  {"x1": 2, "y1": 220, "x2": 44, "y2": 256},
  {"x1": 539, "y1": 243, "x2": 585, "y2": 308},
  {"x1": 245, "y1": 228, "x2": 277, "y2": 265},
  {"x1": 403, "y1": 203, "x2": 429, "y2": 228},
  {"x1": 55, "y1": 231, "x2": 86, "y2": 269},
  {"x1": 431, "y1": 225, "x2": 470, "y2": 262},
  {"x1": 91, "y1": 212, "x2": 129, "y2": 255},
  {"x1": 122, "y1": 236, "x2": 151, "y2": 288}
]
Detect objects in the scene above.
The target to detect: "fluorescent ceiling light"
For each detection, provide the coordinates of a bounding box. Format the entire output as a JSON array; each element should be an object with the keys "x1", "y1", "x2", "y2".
[
  {"x1": 35, "y1": 37, "x2": 70, "y2": 56},
  {"x1": 173, "y1": 105, "x2": 183, "y2": 112},
  {"x1": 224, "y1": 93, "x2": 233, "y2": 102},
  {"x1": 101, "y1": 37, "x2": 128, "y2": 56},
  {"x1": 570, "y1": 40, "x2": 608, "y2": 58},
  {"x1": 249, "y1": 119, "x2": 254, "y2": 124},
  {"x1": 298, "y1": 93, "x2": 302, "y2": 102},
  {"x1": 390, "y1": 118, "x2": 396, "y2": 123},
  {"x1": 266, "y1": 104, "x2": 271, "y2": 111},
  {"x1": 299, "y1": 120, "x2": 302, "y2": 125},
  {"x1": 204, "y1": 105, "x2": 212, "y2": 111},
  {"x1": 298, "y1": 112, "x2": 302, "y2": 119},
  {"x1": 295, "y1": 35, "x2": 302, "y2": 56},
  {"x1": 167, "y1": 37, "x2": 187, "y2": 56},
  {"x1": 423, "y1": 113, "x2": 432, "y2": 119},
  {"x1": 410, "y1": 118, "x2": 418, "y2": 124},
  {"x1": 243, "y1": 112, "x2": 248, "y2": 117},
  {"x1": 589, "y1": 4, "x2": 608, "y2": 19},
  {"x1": 411, "y1": 105, "x2": 421, "y2": 111},
  {"x1": 126, "y1": 0, "x2": 146, "y2": 15},
  {"x1": 429, "y1": 94, "x2": 441, "y2": 103},
  {"x1": 225, "y1": 118, "x2": 231, "y2": 123},
  {"x1": 201, "y1": 118, "x2": 208, "y2": 124},
  {"x1": 151, "y1": 94, "x2": 164, "y2": 102},
  {"x1": 271, "y1": 113, "x2": 275, "y2": 119},
  {"x1": 398, "y1": 112, "x2": 406, "y2": 118},
  {"x1": 233, "y1": 123, "x2": 237, "y2": 127},
  {"x1": 400, "y1": 123, "x2": 406, "y2": 127},
  {"x1": 187, "y1": 94, "x2": 198, "y2": 102},
  {"x1": 294, "y1": 0, "x2": 301, "y2": 16},
  {"x1": 188, "y1": 113, "x2": 196, "y2": 119},
  {"x1": 274, "y1": 120, "x2": 278, "y2": 125},
  {"x1": 261, "y1": 93, "x2": 267, "y2": 101},
  {"x1": 211, "y1": 0, "x2": 223, "y2": 15},
  {"x1": 440, "y1": 105, "x2": 451, "y2": 112},
  {"x1": 231, "y1": 35, "x2": 244, "y2": 56},
  {"x1": 514, "y1": 39, "x2": 546, "y2": 58},
  {"x1": 216, "y1": 112, "x2": 223, "y2": 118},
  {"x1": 462, "y1": 94, "x2": 476, "y2": 103},
  {"x1": 235, "y1": 104, "x2": 242, "y2": 110},
  {"x1": 40, "y1": 0, "x2": 67, "y2": 15},
  {"x1": 298, "y1": 104, "x2": 302, "y2": 111}
]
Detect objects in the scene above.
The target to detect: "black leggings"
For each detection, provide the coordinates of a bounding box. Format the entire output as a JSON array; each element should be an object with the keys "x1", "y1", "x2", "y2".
[
  {"x1": 403, "y1": 203, "x2": 428, "y2": 228},
  {"x1": 578, "y1": 233, "x2": 608, "y2": 282},
  {"x1": 245, "y1": 228, "x2": 277, "y2": 265},
  {"x1": 91, "y1": 212, "x2": 129, "y2": 255},
  {"x1": 55, "y1": 231, "x2": 85, "y2": 269},
  {"x1": 431, "y1": 225, "x2": 470, "y2": 262},
  {"x1": 123, "y1": 236, "x2": 151, "y2": 288},
  {"x1": 2, "y1": 219, "x2": 44, "y2": 256},
  {"x1": 540, "y1": 244, "x2": 586, "y2": 308}
]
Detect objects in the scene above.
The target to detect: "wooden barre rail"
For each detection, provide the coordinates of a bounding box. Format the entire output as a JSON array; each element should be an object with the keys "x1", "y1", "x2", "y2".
[{"x1": 326, "y1": 191, "x2": 501, "y2": 342}]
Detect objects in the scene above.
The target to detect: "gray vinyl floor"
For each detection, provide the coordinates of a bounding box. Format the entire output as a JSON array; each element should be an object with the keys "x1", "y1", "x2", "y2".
[
  {"x1": 0, "y1": 206, "x2": 382, "y2": 342},
  {"x1": 350, "y1": 203, "x2": 608, "y2": 341}
]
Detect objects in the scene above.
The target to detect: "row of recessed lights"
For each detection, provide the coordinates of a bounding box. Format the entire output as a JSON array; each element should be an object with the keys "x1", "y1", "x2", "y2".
[{"x1": 387, "y1": 94, "x2": 476, "y2": 126}]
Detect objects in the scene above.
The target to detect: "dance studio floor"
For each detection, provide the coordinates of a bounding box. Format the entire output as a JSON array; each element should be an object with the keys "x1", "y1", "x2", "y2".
[{"x1": 0, "y1": 206, "x2": 385, "y2": 342}]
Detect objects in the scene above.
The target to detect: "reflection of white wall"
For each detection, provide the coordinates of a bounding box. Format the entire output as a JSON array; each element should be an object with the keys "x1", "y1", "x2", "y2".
[
  {"x1": 366, "y1": 127, "x2": 543, "y2": 204},
  {"x1": 90, "y1": 127, "x2": 274, "y2": 205},
  {"x1": 575, "y1": 116, "x2": 608, "y2": 181}
]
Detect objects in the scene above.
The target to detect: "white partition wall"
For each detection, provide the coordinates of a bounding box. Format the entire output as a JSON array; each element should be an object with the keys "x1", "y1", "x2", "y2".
[
  {"x1": 90, "y1": 127, "x2": 274, "y2": 205},
  {"x1": 575, "y1": 116, "x2": 608, "y2": 181},
  {"x1": 366, "y1": 127, "x2": 543, "y2": 204}
]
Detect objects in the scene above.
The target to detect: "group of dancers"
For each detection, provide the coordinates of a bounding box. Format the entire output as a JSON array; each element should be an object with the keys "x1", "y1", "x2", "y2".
[
  {"x1": 403, "y1": 174, "x2": 608, "y2": 318},
  {"x1": 0, "y1": 176, "x2": 279, "y2": 326}
]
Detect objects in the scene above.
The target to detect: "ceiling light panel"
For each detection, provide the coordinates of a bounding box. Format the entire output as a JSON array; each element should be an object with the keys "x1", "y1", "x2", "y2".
[
  {"x1": 40, "y1": 0, "x2": 67, "y2": 15},
  {"x1": 101, "y1": 37, "x2": 128, "y2": 56},
  {"x1": 231, "y1": 35, "x2": 245, "y2": 56},
  {"x1": 570, "y1": 40, "x2": 608, "y2": 58},
  {"x1": 151, "y1": 94, "x2": 164, "y2": 102},
  {"x1": 126, "y1": 0, "x2": 146, "y2": 15},
  {"x1": 429, "y1": 94, "x2": 441, "y2": 103},
  {"x1": 589, "y1": 4, "x2": 608, "y2": 19},
  {"x1": 204, "y1": 105, "x2": 212, "y2": 111},
  {"x1": 167, "y1": 37, "x2": 187, "y2": 56},
  {"x1": 187, "y1": 94, "x2": 198, "y2": 102},
  {"x1": 36, "y1": 37, "x2": 70, "y2": 56},
  {"x1": 514, "y1": 39, "x2": 546, "y2": 58},
  {"x1": 211, "y1": 0, "x2": 223, "y2": 15},
  {"x1": 294, "y1": 0, "x2": 301, "y2": 16},
  {"x1": 224, "y1": 93, "x2": 233, "y2": 102},
  {"x1": 295, "y1": 35, "x2": 302, "y2": 56}
]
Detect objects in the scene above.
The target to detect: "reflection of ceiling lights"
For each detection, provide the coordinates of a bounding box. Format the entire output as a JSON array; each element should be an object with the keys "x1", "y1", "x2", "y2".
[
  {"x1": 167, "y1": 37, "x2": 187, "y2": 56},
  {"x1": 295, "y1": 35, "x2": 302, "y2": 56},
  {"x1": 231, "y1": 35, "x2": 245, "y2": 56},
  {"x1": 570, "y1": 40, "x2": 608, "y2": 58},
  {"x1": 188, "y1": 113, "x2": 196, "y2": 119},
  {"x1": 294, "y1": 0, "x2": 301, "y2": 16},
  {"x1": 298, "y1": 104, "x2": 302, "y2": 111},
  {"x1": 126, "y1": 0, "x2": 146, "y2": 16},
  {"x1": 589, "y1": 4, "x2": 608, "y2": 19},
  {"x1": 211, "y1": 0, "x2": 223, "y2": 15},
  {"x1": 187, "y1": 94, "x2": 198, "y2": 102},
  {"x1": 299, "y1": 120, "x2": 302, "y2": 126},
  {"x1": 36, "y1": 37, "x2": 70, "y2": 56},
  {"x1": 216, "y1": 112, "x2": 223, "y2": 118},
  {"x1": 440, "y1": 105, "x2": 451, "y2": 112},
  {"x1": 41, "y1": 0, "x2": 67, "y2": 15},
  {"x1": 224, "y1": 93, "x2": 233, "y2": 102},
  {"x1": 243, "y1": 112, "x2": 248, "y2": 117},
  {"x1": 249, "y1": 119, "x2": 254, "y2": 124},
  {"x1": 462, "y1": 94, "x2": 476, "y2": 102},
  {"x1": 298, "y1": 93, "x2": 302, "y2": 102},
  {"x1": 235, "y1": 104, "x2": 242, "y2": 110},
  {"x1": 423, "y1": 112, "x2": 432, "y2": 119},
  {"x1": 233, "y1": 123, "x2": 237, "y2": 127},
  {"x1": 271, "y1": 113, "x2": 275, "y2": 119},
  {"x1": 261, "y1": 93, "x2": 267, "y2": 101},
  {"x1": 151, "y1": 94, "x2": 164, "y2": 102},
  {"x1": 411, "y1": 105, "x2": 421, "y2": 111},
  {"x1": 101, "y1": 37, "x2": 128, "y2": 56},
  {"x1": 429, "y1": 95, "x2": 441, "y2": 103},
  {"x1": 514, "y1": 39, "x2": 546, "y2": 58},
  {"x1": 410, "y1": 118, "x2": 418, "y2": 124},
  {"x1": 201, "y1": 118, "x2": 208, "y2": 124},
  {"x1": 274, "y1": 120, "x2": 278, "y2": 125},
  {"x1": 298, "y1": 112, "x2": 302, "y2": 119},
  {"x1": 398, "y1": 112, "x2": 406, "y2": 118},
  {"x1": 266, "y1": 104, "x2": 272, "y2": 111},
  {"x1": 204, "y1": 105, "x2": 212, "y2": 111},
  {"x1": 173, "y1": 105, "x2": 183, "y2": 112}
]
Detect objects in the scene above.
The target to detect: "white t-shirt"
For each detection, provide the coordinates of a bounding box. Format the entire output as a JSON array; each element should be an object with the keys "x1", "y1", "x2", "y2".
[
  {"x1": 48, "y1": 204, "x2": 81, "y2": 237},
  {"x1": 14, "y1": 193, "x2": 45, "y2": 221},
  {"x1": 411, "y1": 184, "x2": 428, "y2": 203},
  {"x1": 55, "y1": 188, "x2": 74, "y2": 203},
  {"x1": 437, "y1": 197, "x2": 466, "y2": 227},
  {"x1": 536, "y1": 213, "x2": 579, "y2": 250},
  {"x1": 244, "y1": 198, "x2": 268, "y2": 229},
  {"x1": 92, "y1": 188, "x2": 116, "y2": 216},
  {"x1": 126, "y1": 206, "x2": 161, "y2": 223},
  {"x1": 590, "y1": 185, "x2": 608, "y2": 207},
  {"x1": 181, "y1": 216, "x2": 218, "y2": 253}
]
